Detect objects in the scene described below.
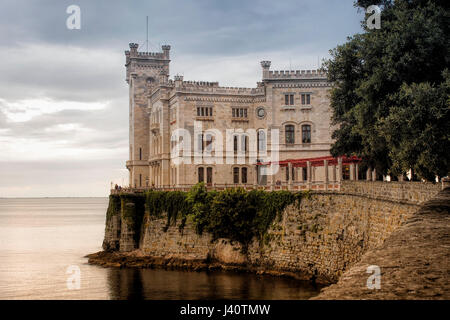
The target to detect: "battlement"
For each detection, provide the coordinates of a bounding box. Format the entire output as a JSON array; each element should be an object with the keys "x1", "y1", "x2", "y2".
[
  {"x1": 173, "y1": 80, "x2": 264, "y2": 95},
  {"x1": 266, "y1": 69, "x2": 327, "y2": 80},
  {"x1": 125, "y1": 43, "x2": 171, "y2": 83},
  {"x1": 125, "y1": 43, "x2": 170, "y2": 60}
]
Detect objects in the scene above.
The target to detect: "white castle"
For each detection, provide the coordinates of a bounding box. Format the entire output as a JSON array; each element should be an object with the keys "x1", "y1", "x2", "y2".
[{"x1": 124, "y1": 43, "x2": 360, "y2": 191}]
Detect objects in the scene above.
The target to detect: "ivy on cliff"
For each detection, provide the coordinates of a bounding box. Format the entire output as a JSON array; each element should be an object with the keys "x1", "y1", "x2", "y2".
[{"x1": 142, "y1": 183, "x2": 307, "y2": 252}]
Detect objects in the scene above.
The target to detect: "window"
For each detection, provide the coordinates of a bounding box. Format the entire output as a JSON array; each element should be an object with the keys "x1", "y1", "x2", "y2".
[
  {"x1": 197, "y1": 107, "x2": 213, "y2": 117},
  {"x1": 241, "y1": 167, "x2": 247, "y2": 184},
  {"x1": 301, "y1": 94, "x2": 311, "y2": 105},
  {"x1": 285, "y1": 167, "x2": 289, "y2": 181},
  {"x1": 233, "y1": 167, "x2": 239, "y2": 184},
  {"x1": 257, "y1": 130, "x2": 266, "y2": 152},
  {"x1": 258, "y1": 165, "x2": 267, "y2": 185},
  {"x1": 234, "y1": 135, "x2": 238, "y2": 152},
  {"x1": 198, "y1": 167, "x2": 204, "y2": 183},
  {"x1": 205, "y1": 134, "x2": 213, "y2": 152},
  {"x1": 302, "y1": 167, "x2": 307, "y2": 181},
  {"x1": 241, "y1": 135, "x2": 248, "y2": 152},
  {"x1": 139, "y1": 147, "x2": 142, "y2": 160},
  {"x1": 232, "y1": 108, "x2": 248, "y2": 118},
  {"x1": 197, "y1": 134, "x2": 204, "y2": 152},
  {"x1": 139, "y1": 174, "x2": 142, "y2": 187},
  {"x1": 207, "y1": 167, "x2": 213, "y2": 184},
  {"x1": 285, "y1": 125, "x2": 295, "y2": 144},
  {"x1": 285, "y1": 94, "x2": 294, "y2": 105},
  {"x1": 302, "y1": 125, "x2": 311, "y2": 143}
]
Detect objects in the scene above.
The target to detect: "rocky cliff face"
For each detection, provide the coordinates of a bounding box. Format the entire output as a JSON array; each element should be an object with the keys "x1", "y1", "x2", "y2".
[{"x1": 101, "y1": 182, "x2": 441, "y2": 284}]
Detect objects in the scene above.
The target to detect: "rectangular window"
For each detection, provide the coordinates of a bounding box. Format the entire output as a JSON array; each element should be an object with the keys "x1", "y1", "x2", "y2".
[
  {"x1": 207, "y1": 167, "x2": 213, "y2": 184},
  {"x1": 302, "y1": 125, "x2": 311, "y2": 143},
  {"x1": 285, "y1": 125, "x2": 295, "y2": 144},
  {"x1": 285, "y1": 94, "x2": 294, "y2": 105},
  {"x1": 233, "y1": 167, "x2": 239, "y2": 184},
  {"x1": 241, "y1": 167, "x2": 247, "y2": 184},
  {"x1": 198, "y1": 167, "x2": 204, "y2": 183},
  {"x1": 139, "y1": 147, "x2": 142, "y2": 160},
  {"x1": 302, "y1": 94, "x2": 311, "y2": 105},
  {"x1": 209, "y1": 107, "x2": 213, "y2": 116},
  {"x1": 197, "y1": 107, "x2": 201, "y2": 116},
  {"x1": 232, "y1": 108, "x2": 248, "y2": 118},
  {"x1": 286, "y1": 167, "x2": 289, "y2": 181},
  {"x1": 302, "y1": 167, "x2": 307, "y2": 181}
]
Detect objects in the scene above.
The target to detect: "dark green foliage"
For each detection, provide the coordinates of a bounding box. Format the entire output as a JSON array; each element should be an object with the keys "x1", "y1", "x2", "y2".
[
  {"x1": 137, "y1": 183, "x2": 308, "y2": 252},
  {"x1": 324, "y1": 0, "x2": 450, "y2": 179},
  {"x1": 145, "y1": 190, "x2": 192, "y2": 231},
  {"x1": 185, "y1": 184, "x2": 305, "y2": 252}
]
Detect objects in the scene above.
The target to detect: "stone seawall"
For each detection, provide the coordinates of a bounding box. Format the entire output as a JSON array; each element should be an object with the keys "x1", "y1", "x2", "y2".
[
  {"x1": 97, "y1": 181, "x2": 441, "y2": 285},
  {"x1": 313, "y1": 187, "x2": 450, "y2": 299}
]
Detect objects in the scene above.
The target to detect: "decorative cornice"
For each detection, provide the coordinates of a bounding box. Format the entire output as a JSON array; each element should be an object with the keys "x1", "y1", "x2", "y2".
[{"x1": 184, "y1": 96, "x2": 266, "y2": 103}]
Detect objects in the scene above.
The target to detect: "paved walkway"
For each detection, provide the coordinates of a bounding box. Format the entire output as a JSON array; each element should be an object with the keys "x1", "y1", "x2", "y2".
[{"x1": 314, "y1": 187, "x2": 450, "y2": 299}]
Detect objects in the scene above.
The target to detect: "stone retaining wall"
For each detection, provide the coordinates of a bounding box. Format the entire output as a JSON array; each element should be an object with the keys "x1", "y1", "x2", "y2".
[{"x1": 102, "y1": 181, "x2": 441, "y2": 284}]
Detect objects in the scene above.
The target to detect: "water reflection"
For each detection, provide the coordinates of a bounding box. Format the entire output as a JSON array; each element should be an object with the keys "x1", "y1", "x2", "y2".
[{"x1": 107, "y1": 268, "x2": 322, "y2": 300}]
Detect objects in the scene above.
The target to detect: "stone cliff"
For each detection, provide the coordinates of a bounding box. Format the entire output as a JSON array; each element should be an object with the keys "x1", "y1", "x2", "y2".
[{"x1": 92, "y1": 181, "x2": 443, "y2": 288}]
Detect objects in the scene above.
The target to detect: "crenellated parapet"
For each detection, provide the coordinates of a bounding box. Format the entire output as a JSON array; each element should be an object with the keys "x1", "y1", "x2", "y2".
[
  {"x1": 125, "y1": 43, "x2": 171, "y2": 83},
  {"x1": 173, "y1": 81, "x2": 265, "y2": 96},
  {"x1": 265, "y1": 69, "x2": 327, "y2": 80}
]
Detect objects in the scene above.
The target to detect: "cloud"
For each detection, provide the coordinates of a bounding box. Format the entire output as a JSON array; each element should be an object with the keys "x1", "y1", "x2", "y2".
[{"x1": 0, "y1": 0, "x2": 364, "y2": 196}]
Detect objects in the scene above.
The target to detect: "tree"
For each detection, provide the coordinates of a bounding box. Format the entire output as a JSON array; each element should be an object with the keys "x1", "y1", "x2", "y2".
[{"x1": 323, "y1": 0, "x2": 450, "y2": 180}]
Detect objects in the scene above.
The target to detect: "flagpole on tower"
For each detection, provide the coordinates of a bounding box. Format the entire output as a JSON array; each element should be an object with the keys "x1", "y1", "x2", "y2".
[{"x1": 146, "y1": 16, "x2": 149, "y2": 52}]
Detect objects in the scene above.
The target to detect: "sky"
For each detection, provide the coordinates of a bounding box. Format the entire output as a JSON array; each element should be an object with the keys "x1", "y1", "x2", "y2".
[{"x1": 0, "y1": 0, "x2": 365, "y2": 197}]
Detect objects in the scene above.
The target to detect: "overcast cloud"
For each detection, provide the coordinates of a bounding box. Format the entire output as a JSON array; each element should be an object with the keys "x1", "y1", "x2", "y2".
[{"x1": 0, "y1": 0, "x2": 364, "y2": 197}]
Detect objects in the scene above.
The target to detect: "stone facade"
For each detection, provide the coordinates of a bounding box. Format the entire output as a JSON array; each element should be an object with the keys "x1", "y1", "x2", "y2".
[
  {"x1": 125, "y1": 43, "x2": 334, "y2": 188},
  {"x1": 102, "y1": 181, "x2": 441, "y2": 283}
]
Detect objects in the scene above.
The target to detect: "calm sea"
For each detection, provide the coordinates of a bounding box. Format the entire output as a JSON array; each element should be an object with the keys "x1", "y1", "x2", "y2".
[{"x1": 0, "y1": 197, "x2": 321, "y2": 300}]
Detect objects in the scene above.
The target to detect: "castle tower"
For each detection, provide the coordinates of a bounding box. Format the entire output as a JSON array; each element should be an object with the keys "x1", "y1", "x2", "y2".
[{"x1": 125, "y1": 43, "x2": 171, "y2": 187}]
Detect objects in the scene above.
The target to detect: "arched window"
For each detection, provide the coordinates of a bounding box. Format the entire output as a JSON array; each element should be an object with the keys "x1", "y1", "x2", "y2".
[
  {"x1": 198, "y1": 167, "x2": 204, "y2": 183},
  {"x1": 205, "y1": 134, "x2": 213, "y2": 152},
  {"x1": 233, "y1": 135, "x2": 238, "y2": 153},
  {"x1": 241, "y1": 135, "x2": 248, "y2": 152},
  {"x1": 285, "y1": 125, "x2": 295, "y2": 144},
  {"x1": 241, "y1": 167, "x2": 247, "y2": 184},
  {"x1": 257, "y1": 130, "x2": 266, "y2": 152},
  {"x1": 206, "y1": 167, "x2": 213, "y2": 184},
  {"x1": 302, "y1": 125, "x2": 311, "y2": 143},
  {"x1": 233, "y1": 167, "x2": 239, "y2": 184}
]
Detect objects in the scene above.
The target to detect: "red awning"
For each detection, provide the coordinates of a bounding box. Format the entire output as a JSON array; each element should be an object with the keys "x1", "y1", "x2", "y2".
[{"x1": 256, "y1": 155, "x2": 361, "y2": 167}]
